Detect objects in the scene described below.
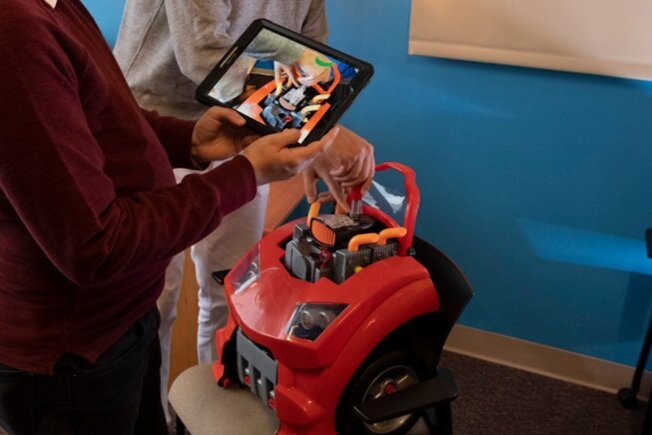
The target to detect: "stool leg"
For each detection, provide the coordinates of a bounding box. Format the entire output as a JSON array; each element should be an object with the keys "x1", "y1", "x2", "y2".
[
  {"x1": 633, "y1": 314, "x2": 652, "y2": 393},
  {"x1": 643, "y1": 390, "x2": 651, "y2": 435},
  {"x1": 619, "y1": 311, "x2": 652, "y2": 408}
]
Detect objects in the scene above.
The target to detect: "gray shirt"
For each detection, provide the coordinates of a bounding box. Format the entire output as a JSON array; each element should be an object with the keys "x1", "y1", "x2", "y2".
[{"x1": 113, "y1": 0, "x2": 328, "y2": 120}]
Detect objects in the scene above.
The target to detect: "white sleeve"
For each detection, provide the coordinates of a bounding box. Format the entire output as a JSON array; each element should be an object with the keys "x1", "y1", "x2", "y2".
[
  {"x1": 163, "y1": 0, "x2": 235, "y2": 84},
  {"x1": 301, "y1": 0, "x2": 329, "y2": 44}
]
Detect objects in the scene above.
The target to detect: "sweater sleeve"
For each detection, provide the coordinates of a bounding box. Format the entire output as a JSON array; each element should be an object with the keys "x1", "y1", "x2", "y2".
[
  {"x1": 302, "y1": 0, "x2": 329, "y2": 44},
  {"x1": 163, "y1": 0, "x2": 235, "y2": 85},
  {"x1": 162, "y1": 0, "x2": 328, "y2": 85},
  {"x1": 0, "y1": 11, "x2": 257, "y2": 287},
  {"x1": 139, "y1": 108, "x2": 200, "y2": 169}
]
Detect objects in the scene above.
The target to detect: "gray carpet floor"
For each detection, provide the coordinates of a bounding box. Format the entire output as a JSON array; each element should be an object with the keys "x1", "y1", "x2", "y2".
[
  {"x1": 168, "y1": 350, "x2": 647, "y2": 434},
  {"x1": 440, "y1": 351, "x2": 646, "y2": 435}
]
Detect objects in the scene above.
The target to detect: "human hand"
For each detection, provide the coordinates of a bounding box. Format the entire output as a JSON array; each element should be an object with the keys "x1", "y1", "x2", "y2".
[
  {"x1": 302, "y1": 125, "x2": 375, "y2": 211},
  {"x1": 191, "y1": 107, "x2": 259, "y2": 162},
  {"x1": 295, "y1": 50, "x2": 332, "y2": 87},
  {"x1": 241, "y1": 127, "x2": 339, "y2": 185},
  {"x1": 274, "y1": 61, "x2": 300, "y2": 93}
]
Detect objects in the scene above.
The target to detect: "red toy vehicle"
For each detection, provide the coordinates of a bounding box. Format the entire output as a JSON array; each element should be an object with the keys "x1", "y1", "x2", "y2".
[{"x1": 212, "y1": 163, "x2": 473, "y2": 435}]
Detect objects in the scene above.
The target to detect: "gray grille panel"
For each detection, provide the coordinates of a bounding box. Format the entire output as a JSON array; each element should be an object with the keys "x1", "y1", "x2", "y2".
[{"x1": 236, "y1": 329, "x2": 278, "y2": 406}]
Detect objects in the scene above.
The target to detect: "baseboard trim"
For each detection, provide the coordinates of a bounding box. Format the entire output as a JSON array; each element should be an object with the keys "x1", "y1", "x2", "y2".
[{"x1": 444, "y1": 325, "x2": 651, "y2": 400}]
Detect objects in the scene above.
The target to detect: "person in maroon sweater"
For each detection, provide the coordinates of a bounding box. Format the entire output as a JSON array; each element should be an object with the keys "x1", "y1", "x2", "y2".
[{"x1": 0, "y1": 1, "x2": 348, "y2": 434}]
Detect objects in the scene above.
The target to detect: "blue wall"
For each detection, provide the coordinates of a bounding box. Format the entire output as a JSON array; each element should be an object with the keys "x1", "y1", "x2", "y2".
[
  {"x1": 82, "y1": 0, "x2": 123, "y2": 47},
  {"x1": 86, "y1": 0, "x2": 652, "y2": 367}
]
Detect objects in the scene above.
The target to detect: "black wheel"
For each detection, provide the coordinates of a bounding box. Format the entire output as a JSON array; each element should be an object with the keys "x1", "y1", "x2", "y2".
[
  {"x1": 336, "y1": 350, "x2": 426, "y2": 435},
  {"x1": 617, "y1": 387, "x2": 639, "y2": 409},
  {"x1": 423, "y1": 404, "x2": 453, "y2": 435}
]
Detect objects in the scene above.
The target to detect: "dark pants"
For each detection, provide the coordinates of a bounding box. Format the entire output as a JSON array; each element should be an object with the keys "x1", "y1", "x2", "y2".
[{"x1": 0, "y1": 308, "x2": 168, "y2": 435}]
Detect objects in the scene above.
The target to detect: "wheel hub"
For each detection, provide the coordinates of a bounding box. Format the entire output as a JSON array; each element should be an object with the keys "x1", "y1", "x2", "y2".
[{"x1": 362, "y1": 364, "x2": 419, "y2": 434}]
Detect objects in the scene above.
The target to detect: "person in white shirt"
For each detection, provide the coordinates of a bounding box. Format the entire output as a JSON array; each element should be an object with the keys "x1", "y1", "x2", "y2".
[{"x1": 113, "y1": 0, "x2": 374, "y2": 420}]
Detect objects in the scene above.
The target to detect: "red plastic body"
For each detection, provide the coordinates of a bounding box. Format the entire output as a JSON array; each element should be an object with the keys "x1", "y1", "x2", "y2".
[{"x1": 212, "y1": 163, "x2": 439, "y2": 434}]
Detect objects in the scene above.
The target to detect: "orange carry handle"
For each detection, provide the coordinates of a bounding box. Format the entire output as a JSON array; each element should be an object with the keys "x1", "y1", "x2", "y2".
[
  {"x1": 347, "y1": 233, "x2": 379, "y2": 252},
  {"x1": 377, "y1": 227, "x2": 407, "y2": 245}
]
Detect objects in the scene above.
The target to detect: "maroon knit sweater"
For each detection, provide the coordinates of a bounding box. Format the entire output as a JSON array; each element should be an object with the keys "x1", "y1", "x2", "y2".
[{"x1": 0, "y1": 0, "x2": 257, "y2": 374}]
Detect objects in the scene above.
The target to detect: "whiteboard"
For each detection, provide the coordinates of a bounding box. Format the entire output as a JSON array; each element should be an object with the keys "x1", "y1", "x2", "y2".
[{"x1": 408, "y1": 0, "x2": 652, "y2": 80}]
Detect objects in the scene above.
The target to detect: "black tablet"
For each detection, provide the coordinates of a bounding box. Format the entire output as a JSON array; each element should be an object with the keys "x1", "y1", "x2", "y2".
[{"x1": 196, "y1": 19, "x2": 374, "y2": 144}]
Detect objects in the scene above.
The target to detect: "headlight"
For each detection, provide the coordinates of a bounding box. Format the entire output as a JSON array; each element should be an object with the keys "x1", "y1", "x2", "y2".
[
  {"x1": 230, "y1": 244, "x2": 260, "y2": 294},
  {"x1": 287, "y1": 303, "x2": 347, "y2": 341}
]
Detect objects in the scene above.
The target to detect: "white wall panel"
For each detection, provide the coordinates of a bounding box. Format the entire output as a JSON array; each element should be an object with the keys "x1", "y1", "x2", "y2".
[{"x1": 409, "y1": 0, "x2": 652, "y2": 80}]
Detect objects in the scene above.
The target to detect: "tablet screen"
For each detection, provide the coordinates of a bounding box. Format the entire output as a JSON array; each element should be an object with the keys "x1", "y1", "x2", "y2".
[{"x1": 204, "y1": 26, "x2": 365, "y2": 143}]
